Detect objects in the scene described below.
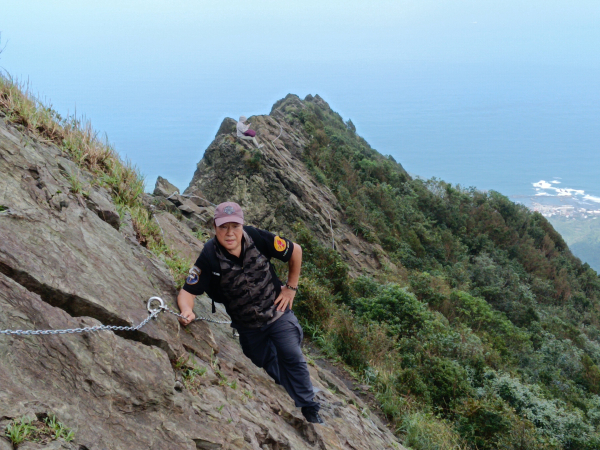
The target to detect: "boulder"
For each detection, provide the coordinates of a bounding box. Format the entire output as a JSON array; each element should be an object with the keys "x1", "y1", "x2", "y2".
[
  {"x1": 154, "y1": 176, "x2": 180, "y2": 198},
  {"x1": 185, "y1": 192, "x2": 214, "y2": 208},
  {"x1": 151, "y1": 195, "x2": 181, "y2": 215},
  {"x1": 178, "y1": 198, "x2": 202, "y2": 215},
  {"x1": 154, "y1": 211, "x2": 204, "y2": 262},
  {"x1": 168, "y1": 193, "x2": 185, "y2": 206}
]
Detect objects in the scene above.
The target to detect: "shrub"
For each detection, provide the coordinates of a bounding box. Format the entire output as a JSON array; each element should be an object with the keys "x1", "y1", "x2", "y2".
[
  {"x1": 353, "y1": 284, "x2": 431, "y2": 337},
  {"x1": 395, "y1": 368, "x2": 431, "y2": 404},
  {"x1": 332, "y1": 309, "x2": 369, "y2": 369},
  {"x1": 455, "y1": 397, "x2": 513, "y2": 449},
  {"x1": 449, "y1": 291, "x2": 532, "y2": 358},
  {"x1": 400, "y1": 411, "x2": 468, "y2": 450},
  {"x1": 421, "y1": 356, "x2": 473, "y2": 407},
  {"x1": 490, "y1": 373, "x2": 594, "y2": 447},
  {"x1": 294, "y1": 277, "x2": 335, "y2": 325}
]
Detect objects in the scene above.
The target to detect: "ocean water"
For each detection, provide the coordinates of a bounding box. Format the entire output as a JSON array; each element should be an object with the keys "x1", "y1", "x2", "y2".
[
  {"x1": 1, "y1": 2, "x2": 599, "y2": 203},
  {"x1": 16, "y1": 60, "x2": 599, "y2": 205}
]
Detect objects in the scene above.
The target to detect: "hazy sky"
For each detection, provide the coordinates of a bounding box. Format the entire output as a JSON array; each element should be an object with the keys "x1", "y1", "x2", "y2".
[
  {"x1": 4, "y1": 1, "x2": 598, "y2": 67},
  {"x1": 1, "y1": 1, "x2": 599, "y2": 192}
]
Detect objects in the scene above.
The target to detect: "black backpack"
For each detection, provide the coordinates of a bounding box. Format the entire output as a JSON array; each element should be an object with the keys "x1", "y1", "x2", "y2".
[
  {"x1": 203, "y1": 226, "x2": 268, "y2": 314},
  {"x1": 203, "y1": 238, "x2": 222, "y2": 314}
]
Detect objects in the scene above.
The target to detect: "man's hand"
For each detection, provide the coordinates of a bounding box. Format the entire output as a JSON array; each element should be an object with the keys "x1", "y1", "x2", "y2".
[
  {"x1": 274, "y1": 286, "x2": 297, "y2": 312},
  {"x1": 177, "y1": 289, "x2": 197, "y2": 326},
  {"x1": 178, "y1": 309, "x2": 196, "y2": 326}
]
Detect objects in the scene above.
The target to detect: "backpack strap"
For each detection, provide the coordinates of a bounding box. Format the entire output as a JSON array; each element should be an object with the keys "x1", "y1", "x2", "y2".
[{"x1": 203, "y1": 238, "x2": 221, "y2": 313}]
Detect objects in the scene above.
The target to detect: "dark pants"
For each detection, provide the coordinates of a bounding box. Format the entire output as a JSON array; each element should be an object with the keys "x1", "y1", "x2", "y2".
[{"x1": 238, "y1": 311, "x2": 319, "y2": 409}]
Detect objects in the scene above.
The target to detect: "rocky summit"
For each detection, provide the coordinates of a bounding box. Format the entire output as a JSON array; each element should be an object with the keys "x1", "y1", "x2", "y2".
[
  {"x1": 182, "y1": 94, "x2": 400, "y2": 277},
  {"x1": 0, "y1": 94, "x2": 404, "y2": 449}
]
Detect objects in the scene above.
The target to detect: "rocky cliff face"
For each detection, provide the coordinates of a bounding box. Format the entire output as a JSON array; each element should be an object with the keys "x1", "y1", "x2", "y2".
[
  {"x1": 184, "y1": 94, "x2": 399, "y2": 277},
  {"x1": 0, "y1": 103, "x2": 403, "y2": 450}
]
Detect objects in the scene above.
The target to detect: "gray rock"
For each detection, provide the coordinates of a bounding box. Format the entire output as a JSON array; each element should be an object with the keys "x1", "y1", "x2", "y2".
[
  {"x1": 151, "y1": 195, "x2": 181, "y2": 215},
  {"x1": 215, "y1": 117, "x2": 237, "y2": 137},
  {"x1": 168, "y1": 193, "x2": 185, "y2": 206},
  {"x1": 185, "y1": 96, "x2": 398, "y2": 277},
  {"x1": 184, "y1": 193, "x2": 214, "y2": 208},
  {"x1": 0, "y1": 437, "x2": 12, "y2": 450},
  {"x1": 18, "y1": 440, "x2": 77, "y2": 449},
  {"x1": 154, "y1": 212, "x2": 203, "y2": 262},
  {"x1": 57, "y1": 156, "x2": 93, "y2": 185},
  {"x1": 154, "y1": 176, "x2": 180, "y2": 198},
  {"x1": 177, "y1": 198, "x2": 202, "y2": 215},
  {"x1": 119, "y1": 210, "x2": 137, "y2": 241},
  {"x1": 85, "y1": 187, "x2": 120, "y2": 229}
]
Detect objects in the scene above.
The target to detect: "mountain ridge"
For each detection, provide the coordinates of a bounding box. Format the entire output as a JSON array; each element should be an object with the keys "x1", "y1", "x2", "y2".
[
  {"x1": 158, "y1": 92, "x2": 600, "y2": 449},
  {"x1": 3, "y1": 74, "x2": 600, "y2": 449}
]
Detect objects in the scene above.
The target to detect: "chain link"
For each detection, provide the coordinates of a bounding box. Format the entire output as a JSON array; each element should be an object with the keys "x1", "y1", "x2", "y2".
[
  {"x1": 0, "y1": 309, "x2": 162, "y2": 336},
  {"x1": 0, "y1": 297, "x2": 231, "y2": 337},
  {"x1": 163, "y1": 306, "x2": 232, "y2": 325}
]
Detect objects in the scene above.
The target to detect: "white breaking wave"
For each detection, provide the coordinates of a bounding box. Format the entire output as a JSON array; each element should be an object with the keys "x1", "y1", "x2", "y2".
[
  {"x1": 584, "y1": 195, "x2": 600, "y2": 204},
  {"x1": 532, "y1": 180, "x2": 588, "y2": 198},
  {"x1": 556, "y1": 188, "x2": 585, "y2": 196},
  {"x1": 533, "y1": 180, "x2": 553, "y2": 189}
]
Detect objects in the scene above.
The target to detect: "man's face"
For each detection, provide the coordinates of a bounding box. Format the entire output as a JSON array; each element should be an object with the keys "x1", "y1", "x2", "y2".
[{"x1": 215, "y1": 222, "x2": 243, "y2": 254}]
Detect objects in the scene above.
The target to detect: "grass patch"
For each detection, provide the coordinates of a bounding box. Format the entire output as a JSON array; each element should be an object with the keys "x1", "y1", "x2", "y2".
[
  {"x1": 66, "y1": 172, "x2": 85, "y2": 195},
  {"x1": 194, "y1": 229, "x2": 211, "y2": 243},
  {"x1": 5, "y1": 416, "x2": 35, "y2": 445},
  {"x1": 4, "y1": 415, "x2": 74, "y2": 445},
  {"x1": 0, "y1": 205, "x2": 7, "y2": 212},
  {"x1": 401, "y1": 412, "x2": 468, "y2": 450},
  {"x1": 43, "y1": 414, "x2": 75, "y2": 442},
  {"x1": 174, "y1": 355, "x2": 208, "y2": 395}
]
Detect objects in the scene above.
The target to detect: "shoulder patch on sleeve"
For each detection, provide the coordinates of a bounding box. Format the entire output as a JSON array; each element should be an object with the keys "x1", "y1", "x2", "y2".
[
  {"x1": 186, "y1": 266, "x2": 201, "y2": 285},
  {"x1": 274, "y1": 236, "x2": 287, "y2": 252}
]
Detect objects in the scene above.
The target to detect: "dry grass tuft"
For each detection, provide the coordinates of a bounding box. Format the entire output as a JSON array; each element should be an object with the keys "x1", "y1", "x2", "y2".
[{"x1": 0, "y1": 72, "x2": 190, "y2": 282}]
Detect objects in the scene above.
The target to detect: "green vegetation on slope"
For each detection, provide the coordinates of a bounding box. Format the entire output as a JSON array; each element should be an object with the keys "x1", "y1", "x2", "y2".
[
  {"x1": 277, "y1": 96, "x2": 600, "y2": 450},
  {"x1": 549, "y1": 216, "x2": 600, "y2": 273}
]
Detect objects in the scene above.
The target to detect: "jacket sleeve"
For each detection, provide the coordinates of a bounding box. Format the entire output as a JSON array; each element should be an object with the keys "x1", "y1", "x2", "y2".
[{"x1": 248, "y1": 227, "x2": 294, "y2": 263}]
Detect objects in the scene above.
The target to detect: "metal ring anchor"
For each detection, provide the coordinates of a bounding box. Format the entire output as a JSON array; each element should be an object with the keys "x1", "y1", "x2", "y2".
[{"x1": 147, "y1": 296, "x2": 166, "y2": 315}]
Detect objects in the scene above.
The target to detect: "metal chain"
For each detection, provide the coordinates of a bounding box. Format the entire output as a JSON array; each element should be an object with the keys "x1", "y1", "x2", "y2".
[
  {"x1": 0, "y1": 297, "x2": 231, "y2": 337},
  {"x1": 163, "y1": 306, "x2": 232, "y2": 325},
  {"x1": 0, "y1": 309, "x2": 161, "y2": 336}
]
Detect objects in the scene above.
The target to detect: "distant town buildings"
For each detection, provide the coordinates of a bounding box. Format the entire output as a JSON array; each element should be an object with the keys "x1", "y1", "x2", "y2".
[{"x1": 531, "y1": 203, "x2": 600, "y2": 219}]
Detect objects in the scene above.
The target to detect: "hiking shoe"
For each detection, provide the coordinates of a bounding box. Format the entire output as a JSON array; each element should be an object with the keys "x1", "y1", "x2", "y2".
[{"x1": 302, "y1": 407, "x2": 324, "y2": 424}]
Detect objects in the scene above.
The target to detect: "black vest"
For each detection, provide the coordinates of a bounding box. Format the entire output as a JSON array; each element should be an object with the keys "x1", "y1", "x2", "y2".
[{"x1": 203, "y1": 227, "x2": 280, "y2": 328}]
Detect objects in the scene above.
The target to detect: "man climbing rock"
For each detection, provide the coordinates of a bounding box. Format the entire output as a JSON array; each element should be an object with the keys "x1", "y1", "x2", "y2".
[{"x1": 177, "y1": 202, "x2": 323, "y2": 424}]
